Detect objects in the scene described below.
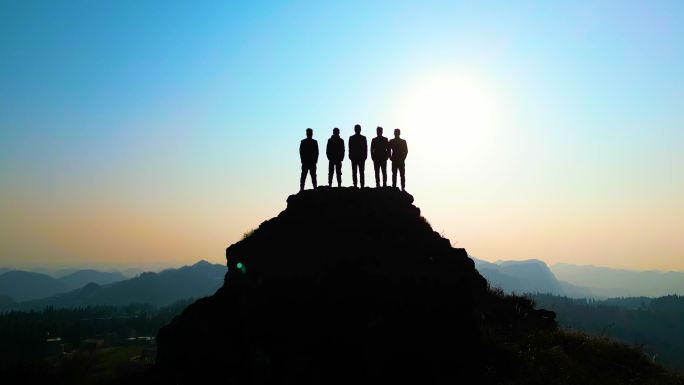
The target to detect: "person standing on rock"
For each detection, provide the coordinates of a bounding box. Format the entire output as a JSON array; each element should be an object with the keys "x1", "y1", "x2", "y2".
[
  {"x1": 326, "y1": 127, "x2": 345, "y2": 187},
  {"x1": 389, "y1": 128, "x2": 408, "y2": 191},
  {"x1": 300, "y1": 128, "x2": 319, "y2": 191},
  {"x1": 348, "y1": 124, "x2": 367, "y2": 188},
  {"x1": 370, "y1": 126, "x2": 390, "y2": 188}
]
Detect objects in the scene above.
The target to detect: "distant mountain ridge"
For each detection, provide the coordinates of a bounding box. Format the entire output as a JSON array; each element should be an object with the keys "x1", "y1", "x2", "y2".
[
  {"x1": 0, "y1": 271, "x2": 72, "y2": 301},
  {"x1": 475, "y1": 258, "x2": 563, "y2": 293},
  {"x1": 57, "y1": 269, "x2": 127, "y2": 288},
  {"x1": 0, "y1": 260, "x2": 227, "y2": 311},
  {"x1": 0, "y1": 268, "x2": 129, "y2": 302},
  {"x1": 551, "y1": 263, "x2": 684, "y2": 297},
  {"x1": 472, "y1": 257, "x2": 595, "y2": 297},
  {"x1": 473, "y1": 258, "x2": 684, "y2": 298}
]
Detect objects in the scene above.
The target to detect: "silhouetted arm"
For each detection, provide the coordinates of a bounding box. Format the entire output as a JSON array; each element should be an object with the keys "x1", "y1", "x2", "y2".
[
  {"x1": 326, "y1": 140, "x2": 331, "y2": 160},
  {"x1": 314, "y1": 141, "x2": 319, "y2": 163},
  {"x1": 403, "y1": 141, "x2": 408, "y2": 160},
  {"x1": 299, "y1": 141, "x2": 304, "y2": 163}
]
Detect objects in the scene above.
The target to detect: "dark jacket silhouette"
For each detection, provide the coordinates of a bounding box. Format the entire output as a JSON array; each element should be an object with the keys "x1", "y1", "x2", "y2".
[
  {"x1": 371, "y1": 133, "x2": 390, "y2": 187},
  {"x1": 389, "y1": 137, "x2": 407, "y2": 163},
  {"x1": 300, "y1": 137, "x2": 319, "y2": 165},
  {"x1": 389, "y1": 133, "x2": 408, "y2": 190},
  {"x1": 300, "y1": 131, "x2": 319, "y2": 190},
  {"x1": 326, "y1": 131, "x2": 345, "y2": 187},
  {"x1": 348, "y1": 131, "x2": 367, "y2": 187},
  {"x1": 371, "y1": 136, "x2": 390, "y2": 163},
  {"x1": 326, "y1": 134, "x2": 345, "y2": 163},
  {"x1": 348, "y1": 134, "x2": 367, "y2": 161}
]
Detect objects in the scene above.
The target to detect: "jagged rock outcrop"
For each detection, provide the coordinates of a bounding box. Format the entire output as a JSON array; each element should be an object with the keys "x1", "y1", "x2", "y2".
[{"x1": 156, "y1": 187, "x2": 547, "y2": 384}]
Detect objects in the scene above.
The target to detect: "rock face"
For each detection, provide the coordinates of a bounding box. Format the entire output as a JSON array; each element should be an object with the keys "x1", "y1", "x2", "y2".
[{"x1": 156, "y1": 188, "x2": 510, "y2": 383}]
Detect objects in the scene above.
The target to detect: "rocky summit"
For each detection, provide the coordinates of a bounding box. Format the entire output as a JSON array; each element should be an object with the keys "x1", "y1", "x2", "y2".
[{"x1": 156, "y1": 187, "x2": 552, "y2": 384}]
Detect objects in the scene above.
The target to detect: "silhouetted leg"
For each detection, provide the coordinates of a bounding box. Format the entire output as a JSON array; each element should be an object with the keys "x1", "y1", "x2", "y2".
[
  {"x1": 328, "y1": 162, "x2": 334, "y2": 186},
  {"x1": 399, "y1": 162, "x2": 405, "y2": 191},
  {"x1": 373, "y1": 161, "x2": 380, "y2": 187},
  {"x1": 300, "y1": 164, "x2": 308, "y2": 191},
  {"x1": 335, "y1": 162, "x2": 342, "y2": 187},
  {"x1": 380, "y1": 160, "x2": 387, "y2": 187},
  {"x1": 351, "y1": 161, "x2": 358, "y2": 187},
  {"x1": 391, "y1": 162, "x2": 398, "y2": 188},
  {"x1": 311, "y1": 164, "x2": 317, "y2": 188},
  {"x1": 359, "y1": 161, "x2": 365, "y2": 187}
]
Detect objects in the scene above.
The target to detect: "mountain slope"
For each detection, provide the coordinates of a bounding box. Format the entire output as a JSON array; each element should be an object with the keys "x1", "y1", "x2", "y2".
[
  {"x1": 2, "y1": 261, "x2": 226, "y2": 310},
  {"x1": 58, "y1": 269, "x2": 127, "y2": 288},
  {"x1": 495, "y1": 259, "x2": 562, "y2": 293},
  {"x1": 0, "y1": 271, "x2": 72, "y2": 301},
  {"x1": 473, "y1": 258, "x2": 593, "y2": 296}
]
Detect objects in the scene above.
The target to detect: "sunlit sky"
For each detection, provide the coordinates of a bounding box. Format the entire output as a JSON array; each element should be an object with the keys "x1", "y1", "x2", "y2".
[{"x1": 1, "y1": 1, "x2": 683, "y2": 271}]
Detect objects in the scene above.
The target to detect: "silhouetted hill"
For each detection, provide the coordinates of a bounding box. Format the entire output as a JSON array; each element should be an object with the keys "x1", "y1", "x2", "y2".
[
  {"x1": 157, "y1": 188, "x2": 494, "y2": 383},
  {"x1": 0, "y1": 271, "x2": 72, "y2": 301},
  {"x1": 151, "y1": 188, "x2": 681, "y2": 384},
  {"x1": 57, "y1": 269, "x2": 127, "y2": 288},
  {"x1": 1, "y1": 261, "x2": 226, "y2": 311},
  {"x1": 552, "y1": 263, "x2": 684, "y2": 297}
]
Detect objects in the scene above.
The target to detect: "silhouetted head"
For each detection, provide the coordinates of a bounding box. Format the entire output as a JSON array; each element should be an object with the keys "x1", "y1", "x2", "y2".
[
  {"x1": 376, "y1": 126, "x2": 383, "y2": 136},
  {"x1": 306, "y1": 128, "x2": 313, "y2": 138},
  {"x1": 333, "y1": 127, "x2": 340, "y2": 135},
  {"x1": 354, "y1": 124, "x2": 361, "y2": 134},
  {"x1": 394, "y1": 128, "x2": 401, "y2": 138}
]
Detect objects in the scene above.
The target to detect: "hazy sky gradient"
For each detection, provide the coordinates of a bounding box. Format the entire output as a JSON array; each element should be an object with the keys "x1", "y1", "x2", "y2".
[{"x1": 1, "y1": 1, "x2": 683, "y2": 270}]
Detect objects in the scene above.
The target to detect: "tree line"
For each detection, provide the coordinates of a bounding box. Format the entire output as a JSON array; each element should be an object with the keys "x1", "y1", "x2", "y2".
[
  {"x1": 528, "y1": 293, "x2": 684, "y2": 371},
  {"x1": 0, "y1": 300, "x2": 192, "y2": 370}
]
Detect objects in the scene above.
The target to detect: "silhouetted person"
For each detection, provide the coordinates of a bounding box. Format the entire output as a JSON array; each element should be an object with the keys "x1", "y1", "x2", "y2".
[
  {"x1": 348, "y1": 124, "x2": 367, "y2": 188},
  {"x1": 326, "y1": 127, "x2": 345, "y2": 187},
  {"x1": 300, "y1": 128, "x2": 318, "y2": 191},
  {"x1": 370, "y1": 126, "x2": 390, "y2": 187},
  {"x1": 389, "y1": 128, "x2": 408, "y2": 191}
]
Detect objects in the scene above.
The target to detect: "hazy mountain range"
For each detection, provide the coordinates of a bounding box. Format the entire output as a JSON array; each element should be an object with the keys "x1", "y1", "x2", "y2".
[
  {"x1": 0, "y1": 261, "x2": 227, "y2": 310},
  {"x1": 551, "y1": 263, "x2": 684, "y2": 298},
  {"x1": 0, "y1": 269, "x2": 127, "y2": 301},
  {"x1": 472, "y1": 258, "x2": 683, "y2": 298},
  {"x1": 2, "y1": 257, "x2": 682, "y2": 307}
]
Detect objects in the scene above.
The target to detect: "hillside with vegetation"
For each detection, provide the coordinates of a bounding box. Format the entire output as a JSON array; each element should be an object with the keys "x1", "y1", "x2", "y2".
[{"x1": 530, "y1": 293, "x2": 684, "y2": 371}]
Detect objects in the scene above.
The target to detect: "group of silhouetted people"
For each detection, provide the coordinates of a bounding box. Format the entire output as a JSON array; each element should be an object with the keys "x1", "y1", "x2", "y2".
[{"x1": 299, "y1": 124, "x2": 408, "y2": 191}]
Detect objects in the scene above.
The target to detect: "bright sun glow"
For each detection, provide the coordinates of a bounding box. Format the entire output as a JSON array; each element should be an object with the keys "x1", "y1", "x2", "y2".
[{"x1": 395, "y1": 71, "x2": 502, "y2": 174}]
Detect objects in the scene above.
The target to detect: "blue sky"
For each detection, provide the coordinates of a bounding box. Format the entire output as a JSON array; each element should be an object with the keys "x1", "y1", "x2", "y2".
[{"x1": 1, "y1": 1, "x2": 682, "y2": 270}]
